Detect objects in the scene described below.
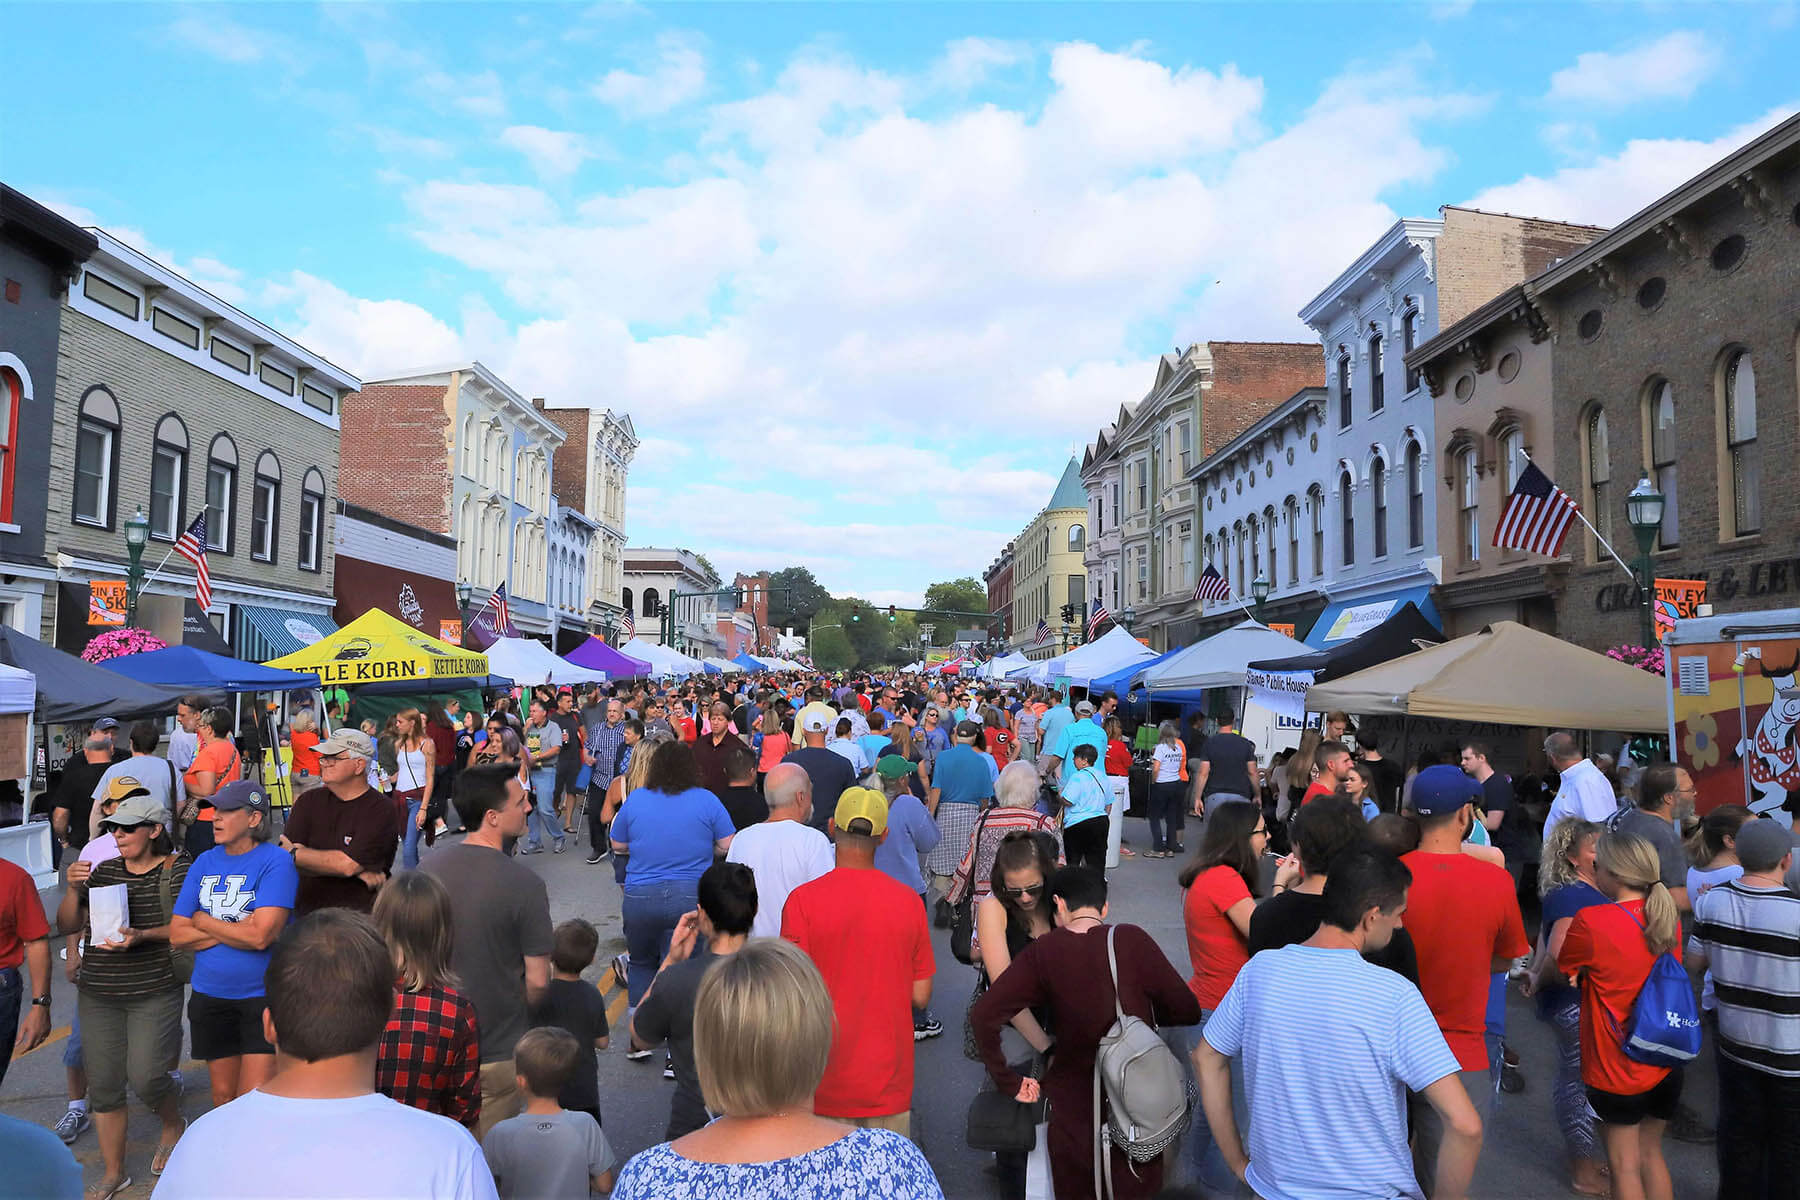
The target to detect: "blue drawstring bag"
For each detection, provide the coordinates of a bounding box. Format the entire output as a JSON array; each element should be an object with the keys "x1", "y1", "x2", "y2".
[{"x1": 1605, "y1": 903, "x2": 1702, "y2": 1068}]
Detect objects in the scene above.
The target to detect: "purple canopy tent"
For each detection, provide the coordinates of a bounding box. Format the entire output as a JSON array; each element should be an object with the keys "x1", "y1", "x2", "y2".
[{"x1": 564, "y1": 636, "x2": 652, "y2": 679}]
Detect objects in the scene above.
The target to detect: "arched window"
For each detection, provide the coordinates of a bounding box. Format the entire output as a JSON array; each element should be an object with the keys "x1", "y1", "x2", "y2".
[
  {"x1": 1264, "y1": 506, "x2": 1278, "y2": 588},
  {"x1": 1337, "y1": 352, "x2": 1353, "y2": 428},
  {"x1": 1498, "y1": 427, "x2": 1526, "y2": 496},
  {"x1": 457, "y1": 496, "x2": 475, "y2": 583},
  {"x1": 1233, "y1": 521, "x2": 1246, "y2": 590},
  {"x1": 1458, "y1": 447, "x2": 1480, "y2": 565},
  {"x1": 1723, "y1": 350, "x2": 1759, "y2": 535},
  {"x1": 1370, "y1": 456, "x2": 1388, "y2": 558},
  {"x1": 74, "y1": 386, "x2": 121, "y2": 528},
  {"x1": 1405, "y1": 441, "x2": 1425, "y2": 549},
  {"x1": 622, "y1": 586, "x2": 634, "y2": 616},
  {"x1": 642, "y1": 587, "x2": 659, "y2": 618},
  {"x1": 1644, "y1": 381, "x2": 1677, "y2": 549},
  {"x1": 1369, "y1": 334, "x2": 1385, "y2": 413},
  {"x1": 1248, "y1": 514, "x2": 1261, "y2": 581},
  {"x1": 150, "y1": 414, "x2": 189, "y2": 540},
  {"x1": 205, "y1": 435, "x2": 236, "y2": 553},
  {"x1": 1203, "y1": 534, "x2": 1214, "y2": 574},
  {"x1": 460, "y1": 414, "x2": 478, "y2": 478},
  {"x1": 1284, "y1": 496, "x2": 1300, "y2": 582},
  {"x1": 1340, "y1": 472, "x2": 1355, "y2": 566},
  {"x1": 1308, "y1": 486, "x2": 1325, "y2": 577},
  {"x1": 1585, "y1": 407, "x2": 1613, "y2": 547},
  {"x1": 1068, "y1": 523, "x2": 1085, "y2": 553},
  {"x1": 0, "y1": 363, "x2": 21, "y2": 524},
  {"x1": 298, "y1": 468, "x2": 326, "y2": 572},
  {"x1": 1403, "y1": 307, "x2": 1422, "y2": 392},
  {"x1": 252, "y1": 451, "x2": 281, "y2": 563}
]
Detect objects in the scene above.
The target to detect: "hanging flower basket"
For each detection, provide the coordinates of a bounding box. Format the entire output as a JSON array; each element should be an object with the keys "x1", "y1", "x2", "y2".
[
  {"x1": 1604, "y1": 643, "x2": 1665, "y2": 676},
  {"x1": 81, "y1": 627, "x2": 168, "y2": 664}
]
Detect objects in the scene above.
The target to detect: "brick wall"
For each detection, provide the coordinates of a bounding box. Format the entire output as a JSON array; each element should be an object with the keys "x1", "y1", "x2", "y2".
[
  {"x1": 1203, "y1": 342, "x2": 1323, "y2": 452},
  {"x1": 1547, "y1": 160, "x2": 1800, "y2": 653},
  {"x1": 1437, "y1": 207, "x2": 1606, "y2": 329},
  {"x1": 538, "y1": 404, "x2": 591, "y2": 509},
  {"x1": 50, "y1": 307, "x2": 339, "y2": 597},
  {"x1": 339, "y1": 383, "x2": 453, "y2": 534}
]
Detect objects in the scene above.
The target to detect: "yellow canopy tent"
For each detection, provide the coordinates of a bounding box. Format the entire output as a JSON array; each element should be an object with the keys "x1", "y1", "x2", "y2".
[{"x1": 265, "y1": 609, "x2": 489, "y2": 687}]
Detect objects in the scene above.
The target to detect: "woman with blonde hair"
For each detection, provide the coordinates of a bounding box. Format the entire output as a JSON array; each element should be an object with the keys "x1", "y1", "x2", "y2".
[
  {"x1": 391, "y1": 707, "x2": 437, "y2": 870},
  {"x1": 610, "y1": 939, "x2": 942, "y2": 1198},
  {"x1": 1521, "y1": 818, "x2": 1609, "y2": 1197},
  {"x1": 1280, "y1": 729, "x2": 1321, "y2": 824},
  {"x1": 1557, "y1": 830, "x2": 1684, "y2": 1200},
  {"x1": 372, "y1": 871, "x2": 481, "y2": 1131}
]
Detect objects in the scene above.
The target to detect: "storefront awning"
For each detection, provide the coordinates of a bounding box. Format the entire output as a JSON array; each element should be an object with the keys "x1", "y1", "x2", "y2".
[
  {"x1": 236, "y1": 604, "x2": 339, "y2": 663},
  {"x1": 1305, "y1": 584, "x2": 1439, "y2": 648}
]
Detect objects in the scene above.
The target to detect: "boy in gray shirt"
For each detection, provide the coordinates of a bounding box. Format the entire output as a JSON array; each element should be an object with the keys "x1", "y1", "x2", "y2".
[{"x1": 483, "y1": 1027, "x2": 616, "y2": 1198}]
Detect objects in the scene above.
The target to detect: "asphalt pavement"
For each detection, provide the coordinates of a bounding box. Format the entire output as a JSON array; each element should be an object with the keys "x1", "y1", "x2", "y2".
[{"x1": 2, "y1": 814, "x2": 1720, "y2": 1199}]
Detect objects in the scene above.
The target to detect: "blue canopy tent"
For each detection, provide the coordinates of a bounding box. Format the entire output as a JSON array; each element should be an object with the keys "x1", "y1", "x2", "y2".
[
  {"x1": 1087, "y1": 645, "x2": 1185, "y2": 699},
  {"x1": 0, "y1": 625, "x2": 190, "y2": 724},
  {"x1": 731, "y1": 652, "x2": 766, "y2": 672},
  {"x1": 100, "y1": 645, "x2": 320, "y2": 693}
]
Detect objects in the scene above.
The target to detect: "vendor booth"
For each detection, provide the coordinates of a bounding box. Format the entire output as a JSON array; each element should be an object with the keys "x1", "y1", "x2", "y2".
[
  {"x1": 482, "y1": 637, "x2": 611, "y2": 688},
  {"x1": 0, "y1": 625, "x2": 190, "y2": 724},
  {"x1": 566, "y1": 637, "x2": 652, "y2": 680},
  {"x1": 620, "y1": 637, "x2": 704, "y2": 678},
  {"x1": 265, "y1": 609, "x2": 490, "y2": 688},
  {"x1": 1041, "y1": 626, "x2": 1159, "y2": 688},
  {"x1": 1247, "y1": 602, "x2": 1444, "y2": 722},
  {"x1": 0, "y1": 661, "x2": 48, "y2": 886}
]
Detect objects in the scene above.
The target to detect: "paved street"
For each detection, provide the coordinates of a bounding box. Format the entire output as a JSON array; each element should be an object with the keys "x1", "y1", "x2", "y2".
[{"x1": 4, "y1": 813, "x2": 1719, "y2": 1199}]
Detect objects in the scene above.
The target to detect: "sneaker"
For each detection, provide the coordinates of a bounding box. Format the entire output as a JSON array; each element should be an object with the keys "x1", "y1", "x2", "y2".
[
  {"x1": 625, "y1": 1047, "x2": 653, "y2": 1062},
  {"x1": 913, "y1": 1017, "x2": 944, "y2": 1041},
  {"x1": 52, "y1": 1106, "x2": 89, "y2": 1145},
  {"x1": 593, "y1": 845, "x2": 611, "y2": 862},
  {"x1": 585, "y1": 851, "x2": 603, "y2": 865},
  {"x1": 552, "y1": 840, "x2": 567, "y2": 854},
  {"x1": 663, "y1": 1055, "x2": 676, "y2": 1080},
  {"x1": 1507, "y1": 954, "x2": 1532, "y2": 981},
  {"x1": 612, "y1": 954, "x2": 630, "y2": 991},
  {"x1": 520, "y1": 844, "x2": 543, "y2": 855}
]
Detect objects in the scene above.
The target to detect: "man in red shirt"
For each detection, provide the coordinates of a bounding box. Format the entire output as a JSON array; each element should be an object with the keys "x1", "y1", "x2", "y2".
[
  {"x1": 1302, "y1": 739, "x2": 1353, "y2": 805},
  {"x1": 1401, "y1": 764, "x2": 1528, "y2": 1191},
  {"x1": 782, "y1": 786, "x2": 934, "y2": 1137},
  {"x1": 0, "y1": 856, "x2": 53, "y2": 1088}
]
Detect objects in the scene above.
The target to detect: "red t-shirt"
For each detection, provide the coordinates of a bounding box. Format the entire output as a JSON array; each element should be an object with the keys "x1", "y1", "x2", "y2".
[
  {"x1": 0, "y1": 858, "x2": 49, "y2": 971},
  {"x1": 1559, "y1": 898, "x2": 1678, "y2": 1095},
  {"x1": 988, "y1": 729, "x2": 1015, "y2": 765},
  {"x1": 675, "y1": 716, "x2": 697, "y2": 743},
  {"x1": 1400, "y1": 850, "x2": 1530, "y2": 1070},
  {"x1": 1105, "y1": 739, "x2": 1133, "y2": 777},
  {"x1": 783, "y1": 866, "x2": 935, "y2": 1118},
  {"x1": 1301, "y1": 778, "x2": 1335, "y2": 806},
  {"x1": 1183, "y1": 864, "x2": 1252, "y2": 1010}
]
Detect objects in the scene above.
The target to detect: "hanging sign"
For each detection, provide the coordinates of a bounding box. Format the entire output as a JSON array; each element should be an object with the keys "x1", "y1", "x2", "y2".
[{"x1": 88, "y1": 581, "x2": 128, "y2": 626}]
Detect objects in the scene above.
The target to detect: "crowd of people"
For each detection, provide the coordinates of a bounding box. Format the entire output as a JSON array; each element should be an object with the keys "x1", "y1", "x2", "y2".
[{"x1": 0, "y1": 669, "x2": 1789, "y2": 1200}]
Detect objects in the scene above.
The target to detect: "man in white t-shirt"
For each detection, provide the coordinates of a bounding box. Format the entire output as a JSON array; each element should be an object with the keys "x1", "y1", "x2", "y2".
[
  {"x1": 89, "y1": 722, "x2": 184, "y2": 840},
  {"x1": 1540, "y1": 731, "x2": 1620, "y2": 840},
  {"x1": 725, "y1": 763, "x2": 833, "y2": 938},
  {"x1": 152, "y1": 910, "x2": 495, "y2": 1200}
]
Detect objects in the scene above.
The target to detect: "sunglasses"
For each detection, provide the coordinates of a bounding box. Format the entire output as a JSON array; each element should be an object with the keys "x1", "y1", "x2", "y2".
[
  {"x1": 1001, "y1": 882, "x2": 1045, "y2": 898},
  {"x1": 101, "y1": 821, "x2": 147, "y2": 835}
]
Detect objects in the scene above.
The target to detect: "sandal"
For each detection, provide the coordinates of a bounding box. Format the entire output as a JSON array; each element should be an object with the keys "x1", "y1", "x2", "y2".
[
  {"x1": 152, "y1": 1116, "x2": 187, "y2": 1175},
  {"x1": 86, "y1": 1176, "x2": 132, "y2": 1200}
]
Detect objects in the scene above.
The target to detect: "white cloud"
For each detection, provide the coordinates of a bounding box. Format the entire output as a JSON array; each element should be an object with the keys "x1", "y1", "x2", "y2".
[
  {"x1": 269, "y1": 271, "x2": 467, "y2": 378},
  {"x1": 592, "y1": 31, "x2": 707, "y2": 116},
  {"x1": 1546, "y1": 31, "x2": 1720, "y2": 108},
  {"x1": 360, "y1": 125, "x2": 455, "y2": 159},
  {"x1": 167, "y1": 10, "x2": 279, "y2": 64},
  {"x1": 931, "y1": 37, "x2": 1030, "y2": 90},
  {"x1": 499, "y1": 125, "x2": 599, "y2": 179},
  {"x1": 1468, "y1": 107, "x2": 1794, "y2": 227}
]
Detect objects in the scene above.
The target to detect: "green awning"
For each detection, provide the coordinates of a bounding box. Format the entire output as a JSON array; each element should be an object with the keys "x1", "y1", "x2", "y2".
[{"x1": 236, "y1": 604, "x2": 339, "y2": 663}]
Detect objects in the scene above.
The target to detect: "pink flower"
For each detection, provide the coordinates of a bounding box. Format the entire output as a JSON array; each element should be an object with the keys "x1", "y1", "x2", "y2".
[{"x1": 81, "y1": 627, "x2": 169, "y2": 664}]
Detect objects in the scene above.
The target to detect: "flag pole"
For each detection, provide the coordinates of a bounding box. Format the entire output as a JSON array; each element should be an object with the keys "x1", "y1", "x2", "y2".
[{"x1": 1519, "y1": 451, "x2": 1637, "y2": 582}]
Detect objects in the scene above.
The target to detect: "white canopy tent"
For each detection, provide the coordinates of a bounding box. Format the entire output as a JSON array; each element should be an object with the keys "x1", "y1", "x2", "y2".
[
  {"x1": 703, "y1": 657, "x2": 745, "y2": 674},
  {"x1": 1040, "y1": 625, "x2": 1159, "y2": 687},
  {"x1": 1140, "y1": 620, "x2": 1311, "y2": 692},
  {"x1": 0, "y1": 661, "x2": 47, "y2": 886},
  {"x1": 482, "y1": 637, "x2": 612, "y2": 687},
  {"x1": 621, "y1": 637, "x2": 705, "y2": 677},
  {"x1": 981, "y1": 652, "x2": 1031, "y2": 680}
]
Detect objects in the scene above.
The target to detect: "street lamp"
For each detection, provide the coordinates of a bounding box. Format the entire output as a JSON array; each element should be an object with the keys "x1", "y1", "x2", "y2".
[
  {"x1": 1252, "y1": 573, "x2": 1271, "y2": 623},
  {"x1": 1119, "y1": 605, "x2": 1137, "y2": 632},
  {"x1": 124, "y1": 506, "x2": 150, "y2": 627},
  {"x1": 1625, "y1": 476, "x2": 1666, "y2": 649},
  {"x1": 455, "y1": 578, "x2": 473, "y2": 641}
]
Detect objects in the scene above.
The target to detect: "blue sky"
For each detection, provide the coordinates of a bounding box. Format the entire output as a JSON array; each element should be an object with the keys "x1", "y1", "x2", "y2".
[{"x1": 8, "y1": 2, "x2": 1797, "y2": 606}]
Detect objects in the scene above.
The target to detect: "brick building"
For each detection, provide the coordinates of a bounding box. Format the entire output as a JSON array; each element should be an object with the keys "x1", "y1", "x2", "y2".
[
  {"x1": 48, "y1": 229, "x2": 354, "y2": 657},
  {"x1": 1535, "y1": 113, "x2": 1800, "y2": 652},
  {"x1": 342, "y1": 362, "x2": 565, "y2": 638},
  {"x1": 537, "y1": 402, "x2": 636, "y2": 637},
  {"x1": 982, "y1": 543, "x2": 1014, "y2": 646}
]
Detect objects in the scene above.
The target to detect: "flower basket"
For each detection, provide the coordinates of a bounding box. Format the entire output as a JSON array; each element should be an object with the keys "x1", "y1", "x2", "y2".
[
  {"x1": 1604, "y1": 643, "x2": 1665, "y2": 676},
  {"x1": 81, "y1": 627, "x2": 168, "y2": 664}
]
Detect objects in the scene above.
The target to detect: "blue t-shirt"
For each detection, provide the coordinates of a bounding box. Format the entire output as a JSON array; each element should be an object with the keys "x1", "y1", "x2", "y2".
[
  {"x1": 931, "y1": 745, "x2": 994, "y2": 807},
  {"x1": 857, "y1": 734, "x2": 894, "y2": 769},
  {"x1": 873, "y1": 793, "x2": 941, "y2": 895},
  {"x1": 174, "y1": 840, "x2": 299, "y2": 1000},
  {"x1": 1061, "y1": 765, "x2": 1111, "y2": 827},
  {"x1": 1537, "y1": 881, "x2": 1608, "y2": 1016},
  {"x1": 1050, "y1": 718, "x2": 1108, "y2": 787},
  {"x1": 613, "y1": 787, "x2": 735, "y2": 889}
]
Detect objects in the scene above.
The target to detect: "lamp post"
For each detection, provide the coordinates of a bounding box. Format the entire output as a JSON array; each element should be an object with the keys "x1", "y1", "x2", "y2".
[
  {"x1": 1625, "y1": 476, "x2": 1666, "y2": 650},
  {"x1": 124, "y1": 506, "x2": 150, "y2": 627},
  {"x1": 455, "y1": 579, "x2": 473, "y2": 643},
  {"x1": 1251, "y1": 573, "x2": 1271, "y2": 624}
]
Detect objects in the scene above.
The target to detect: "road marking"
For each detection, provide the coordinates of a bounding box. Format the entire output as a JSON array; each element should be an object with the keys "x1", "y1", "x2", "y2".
[{"x1": 16, "y1": 1024, "x2": 71, "y2": 1057}]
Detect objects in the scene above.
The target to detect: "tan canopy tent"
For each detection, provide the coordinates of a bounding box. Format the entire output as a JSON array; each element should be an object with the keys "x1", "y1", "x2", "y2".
[{"x1": 1304, "y1": 620, "x2": 1666, "y2": 732}]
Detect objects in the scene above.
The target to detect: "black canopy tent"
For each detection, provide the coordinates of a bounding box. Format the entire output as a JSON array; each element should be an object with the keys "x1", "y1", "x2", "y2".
[
  {"x1": 0, "y1": 625, "x2": 192, "y2": 724},
  {"x1": 1246, "y1": 601, "x2": 1446, "y2": 684}
]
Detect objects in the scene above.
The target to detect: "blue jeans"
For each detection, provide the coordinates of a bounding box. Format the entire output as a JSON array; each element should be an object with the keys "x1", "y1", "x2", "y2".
[
  {"x1": 401, "y1": 793, "x2": 424, "y2": 869},
  {"x1": 1177, "y1": 1017, "x2": 1242, "y2": 1196},
  {"x1": 622, "y1": 880, "x2": 698, "y2": 1007},
  {"x1": 524, "y1": 768, "x2": 563, "y2": 851},
  {"x1": 0, "y1": 965, "x2": 19, "y2": 1090}
]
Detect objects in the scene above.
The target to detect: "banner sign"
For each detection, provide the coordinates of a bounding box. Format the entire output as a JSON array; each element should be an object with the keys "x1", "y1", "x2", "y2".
[
  {"x1": 439, "y1": 620, "x2": 463, "y2": 646},
  {"x1": 88, "y1": 581, "x2": 127, "y2": 626},
  {"x1": 1654, "y1": 578, "x2": 1706, "y2": 641},
  {"x1": 1246, "y1": 666, "x2": 1314, "y2": 722},
  {"x1": 1269, "y1": 623, "x2": 1296, "y2": 638},
  {"x1": 1321, "y1": 600, "x2": 1400, "y2": 644}
]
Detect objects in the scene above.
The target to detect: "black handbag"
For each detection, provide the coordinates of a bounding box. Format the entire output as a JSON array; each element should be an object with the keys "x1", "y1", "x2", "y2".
[
  {"x1": 949, "y1": 806, "x2": 994, "y2": 965},
  {"x1": 965, "y1": 1057, "x2": 1045, "y2": 1153}
]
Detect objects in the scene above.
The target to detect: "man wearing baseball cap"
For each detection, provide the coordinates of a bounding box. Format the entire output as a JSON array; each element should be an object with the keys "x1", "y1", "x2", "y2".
[
  {"x1": 278, "y1": 730, "x2": 398, "y2": 918},
  {"x1": 924, "y1": 720, "x2": 996, "y2": 911},
  {"x1": 782, "y1": 787, "x2": 934, "y2": 1137},
  {"x1": 778, "y1": 704, "x2": 856, "y2": 837},
  {"x1": 1401, "y1": 764, "x2": 1527, "y2": 1187},
  {"x1": 1042, "y1": 699, "x2": 1107, "y2": 791}
]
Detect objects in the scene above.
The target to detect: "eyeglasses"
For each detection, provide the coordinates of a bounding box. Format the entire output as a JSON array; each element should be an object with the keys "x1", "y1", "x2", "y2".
[
  {"x1": 1251, "y1": 826, "x2": 1269, "y2": 836},
  {"x1": 1001, "y1": 882, "x2": 1045, "y2": 898},
  {"x1": 101, "y1": 822, "x2": 144, "y2": 835}
]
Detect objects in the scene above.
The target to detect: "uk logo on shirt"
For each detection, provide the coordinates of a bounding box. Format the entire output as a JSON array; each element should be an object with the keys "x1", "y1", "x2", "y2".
[{"x1": 199, "y1": 874, "x2": 256, "y2": 922}]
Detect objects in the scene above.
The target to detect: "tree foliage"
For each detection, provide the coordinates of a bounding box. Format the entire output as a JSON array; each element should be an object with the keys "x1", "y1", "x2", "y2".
[
  {"x1": 761, "y1": 566, "x2": 832, "y2": 633},
  {"x1": 920, "y1": 577, "x2": 988, "y2": 645}
]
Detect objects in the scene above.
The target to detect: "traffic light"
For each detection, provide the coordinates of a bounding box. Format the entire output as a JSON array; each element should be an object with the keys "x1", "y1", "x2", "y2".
[
  {"x1": 850, "y1": 611, "x2": 861, "y2": 623},
  {"x1": 887, "y1": 605, "x2": 896, "y2": 622}
]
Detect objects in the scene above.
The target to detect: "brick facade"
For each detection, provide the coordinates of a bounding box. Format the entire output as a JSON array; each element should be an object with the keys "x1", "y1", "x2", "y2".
[
  {"x1": 1201, "y1": 342, "x2": 1324, "y2": 453},
  {"x1": 1435, "y1": 207, "x2": 1607, "y2": 329},
  {"x1": 538, "y1": 403, "x2": 591, "y2": 509},
  {"x1": 339, "y1": 382, "x2": 454, "y2": 535}
]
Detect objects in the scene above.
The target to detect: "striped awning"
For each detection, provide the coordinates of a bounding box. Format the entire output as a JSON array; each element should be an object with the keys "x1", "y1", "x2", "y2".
[{"x1": 236, "y1": 604, "x2": 339, "y2": 664}]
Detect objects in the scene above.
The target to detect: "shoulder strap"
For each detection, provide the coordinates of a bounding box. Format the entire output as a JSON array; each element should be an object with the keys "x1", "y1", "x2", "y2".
[
  {"x1": 155, "y1": 853, "x2": 179, "y2": 923},
  {"x1": 1106, "y1": 924, "x2": 1126, "y2": 1023}
]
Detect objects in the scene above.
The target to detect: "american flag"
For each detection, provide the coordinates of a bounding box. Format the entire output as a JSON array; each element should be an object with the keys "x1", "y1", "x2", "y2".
[
  {"x1": 1034, "y1": 617, "x2": 1051, "y2": 645},
  {"x1": 173, "y1": 512, "x2": 211, "y2": 610},
  {"x1": 621, "y1": 608, "x2": 635, "y2": 639},
  {"x1": 1493, "y1": 461, "x2": 1580, "y2": 557},
  {"x1": 1193, "y1": 564, "x2": 1231, "y2": 604},
  {"x1": 481, "y1": 583, "x2": 511, "y2": 633},
  {"x1": 1086, "y1": 605, "x2": 1110, "y2": 640}
]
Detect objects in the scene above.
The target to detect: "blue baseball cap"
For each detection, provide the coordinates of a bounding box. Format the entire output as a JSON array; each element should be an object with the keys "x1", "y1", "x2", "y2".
[
  {"x1": 1408, "y1": 764, "x2": 1481, "y2": 817},
  {"x1": 211, "y1": 779, "x2": 271, "y2": 816}
]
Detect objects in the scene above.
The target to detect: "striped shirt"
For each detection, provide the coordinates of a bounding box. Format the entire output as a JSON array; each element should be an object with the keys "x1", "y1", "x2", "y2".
[
  {"x1": 78, "y1": 855, "x2": 191, "y2": 998},
  {"x1": 1204, "y1": 944, "x2": 1459, "y2": 1200},
  {"x1": 1692, "y1": 879, "x2": 1800, "y2": 1077}
]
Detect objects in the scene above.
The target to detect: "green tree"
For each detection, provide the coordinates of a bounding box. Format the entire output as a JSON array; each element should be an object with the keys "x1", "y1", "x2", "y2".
[
  {"x1": 810, "y1": 604, "x2": 857, "y2": 671},
  {"x1": 694, "y1": 554, "x2": 721, "y2": 587},
  {"x1": 839, "y1": 598, "x2": 894, "y2": 666},
  {"x1": 762, "y1": 566, "x2": 832, "y2": 633},
  {"x1": 921, "y1": 577, "x2": 988, "y2": 645}
]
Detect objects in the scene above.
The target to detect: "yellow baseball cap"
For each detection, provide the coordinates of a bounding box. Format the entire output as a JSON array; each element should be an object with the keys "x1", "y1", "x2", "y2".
[{"x1": 833, "y1": 786, "x2": 889, "y2": 837}]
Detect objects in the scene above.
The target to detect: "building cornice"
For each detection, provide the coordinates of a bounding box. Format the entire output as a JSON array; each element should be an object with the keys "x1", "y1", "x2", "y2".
[{"x1": 1299, "y1": 217, "x2": 1444, "y2": 328}]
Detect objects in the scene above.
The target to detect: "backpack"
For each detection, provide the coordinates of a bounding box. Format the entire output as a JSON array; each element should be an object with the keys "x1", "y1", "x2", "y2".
[
  {"x1": 1605, "y1": 903, "x2": 1702, "y2": 1068},
  {"x1": 1092, "y1": 926, "x2": 1191, "y2": 1200}
]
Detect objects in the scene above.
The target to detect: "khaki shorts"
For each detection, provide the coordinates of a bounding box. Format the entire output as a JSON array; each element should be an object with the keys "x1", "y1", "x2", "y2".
[
  {"x1": 840, "y1": 1110, "x2": 911, "y2": 1140},
  {"x1": 477, "y1": 1057, "x2": 521, "y2": 1138}
]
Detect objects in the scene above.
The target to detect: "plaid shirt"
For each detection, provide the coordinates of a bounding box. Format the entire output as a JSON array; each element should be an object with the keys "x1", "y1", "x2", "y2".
[
  {"x1": 586, "y1": 719, "x2": 630, "y2": 790},
  {"x1": 375, "y1": 982, "x2": 481, "y2": 1130}
]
